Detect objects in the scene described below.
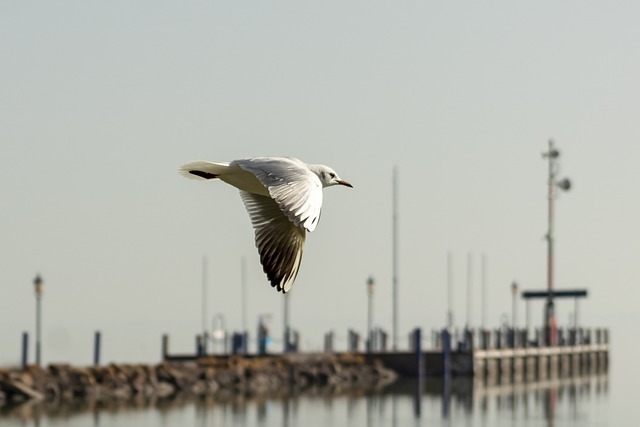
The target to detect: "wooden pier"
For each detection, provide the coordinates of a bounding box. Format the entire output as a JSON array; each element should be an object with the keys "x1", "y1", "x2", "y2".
[
  {"x1": 362, "y1": 327, "x2": 609, "y2": 378},
  {"x1": 163, "y1": 326, "x2": 609, "y2": 380},
  {"x1": 474, "y1": 342, "x2": 608, "y2": 380}
]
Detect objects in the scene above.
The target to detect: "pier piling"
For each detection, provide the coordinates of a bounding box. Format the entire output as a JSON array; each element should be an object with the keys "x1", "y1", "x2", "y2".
[
  {"x1": 21, "y1": 332, "x2": 28, "y2": 368},
  {"x1": 93, "y1": 331, "x2": 101, "y2": 366}
]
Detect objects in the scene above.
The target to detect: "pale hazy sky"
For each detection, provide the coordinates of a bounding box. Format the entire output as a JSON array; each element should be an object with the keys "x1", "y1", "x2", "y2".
[{"x1": 1, "y1": 1, "x2": 639, "y2": 382}]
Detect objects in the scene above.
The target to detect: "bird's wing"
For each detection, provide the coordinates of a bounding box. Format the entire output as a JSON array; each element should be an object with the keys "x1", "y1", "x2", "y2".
[
  {"x1": 240, "y1": 191, "x2": 306, "y2": 293},
  {"x1": 179, "y1": 161, "x2": 231, "y2": 180},
  {"x1": 232, "y1": 157, "x2": 323, "y2": 232}
]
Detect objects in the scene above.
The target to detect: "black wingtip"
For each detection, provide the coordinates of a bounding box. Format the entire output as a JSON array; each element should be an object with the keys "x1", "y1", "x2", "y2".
[{"x1": 189, "y1": 170, "x2": 218, "y2": 180}]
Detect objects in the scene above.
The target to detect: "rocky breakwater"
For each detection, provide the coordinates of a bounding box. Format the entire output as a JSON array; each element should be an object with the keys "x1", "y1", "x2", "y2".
[{"x1": 0, "y1": 353, "x2": 397, "y2": 405}]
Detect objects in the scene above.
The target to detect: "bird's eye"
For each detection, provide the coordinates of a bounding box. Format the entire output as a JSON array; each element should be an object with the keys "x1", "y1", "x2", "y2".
[{"x1": 329, "y1": 172, "x2": 336, "y2": 179}]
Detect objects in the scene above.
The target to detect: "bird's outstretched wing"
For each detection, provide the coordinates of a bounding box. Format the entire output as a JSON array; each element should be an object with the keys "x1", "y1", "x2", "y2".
[
  {"x1": 233, "y1": 157, "x2": 323, "y2": 232},
  {"x1": 240, "y1": 190, "x2": 306, "y2": 293}
]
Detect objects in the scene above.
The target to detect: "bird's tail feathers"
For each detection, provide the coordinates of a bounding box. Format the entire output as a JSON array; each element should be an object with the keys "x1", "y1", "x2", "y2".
[{"x1": 179, "y1": 161, "x2": 231, "y2": 181}]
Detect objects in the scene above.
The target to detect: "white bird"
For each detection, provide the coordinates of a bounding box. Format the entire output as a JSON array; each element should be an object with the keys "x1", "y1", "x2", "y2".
[{"x1": 179, "y1": 157, "x2": 353, "y2": 293}]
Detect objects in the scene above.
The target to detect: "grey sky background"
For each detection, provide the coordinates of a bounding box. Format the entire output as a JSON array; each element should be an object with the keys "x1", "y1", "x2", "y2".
[{"x1": 1, "y1": 4, "x2": 638, "y2": 411}]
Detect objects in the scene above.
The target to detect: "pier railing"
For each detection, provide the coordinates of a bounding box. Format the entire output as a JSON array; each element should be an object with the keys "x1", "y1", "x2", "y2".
[
  {"x1": 419, "y1": 326, "x2": 608, "y2": 377},
  {"x1": 360, "y1": 326, "x2": 608, "y2": 378},
  {"x1": 429, "y1": 326, "x2": 609, "y2": 351}
]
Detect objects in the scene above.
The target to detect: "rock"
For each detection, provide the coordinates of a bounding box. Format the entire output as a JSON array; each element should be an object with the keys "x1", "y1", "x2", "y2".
[
  {"x1": 111, "y1": 385, "x2": 132, "y2": 400},
  {"x1": 0, "y1": 354, "x2": 398, "y2": 407},
  {"x1": 214, "y1": 369, "x2": 238, "y2": 388},
  {"x1": 0, "y1": 377, "x2": 45, "y2": 401},
  {"x1": 155, "y1": 381, "x2": 176, "y2": 398},
  {"x1": 248, "y1": 373, "x2": 272, "y2": 394},
  {"x1": 191, "y1": 380, "x2": 207, "y2": 395}
]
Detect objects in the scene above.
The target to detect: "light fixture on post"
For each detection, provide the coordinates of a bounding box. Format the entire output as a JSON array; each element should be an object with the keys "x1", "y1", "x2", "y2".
[{"x1": 542, "y1": 140, "x2": 572, "y2": 346}]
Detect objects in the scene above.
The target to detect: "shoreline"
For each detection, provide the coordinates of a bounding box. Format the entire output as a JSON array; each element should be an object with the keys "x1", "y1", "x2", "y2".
[{"x1": 0, "y1": 353, "x2": 397, "y2": 406}]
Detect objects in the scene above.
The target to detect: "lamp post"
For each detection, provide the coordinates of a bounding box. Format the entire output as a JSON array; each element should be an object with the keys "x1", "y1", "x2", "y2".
[
  {"x1": 33, "y1": 274, "x2": 43, "y2": 366},
  {"x1": 201, "y1": 256, "x2": 208, "y2": 356},
  {"x1": 392, "y1": 167, "x2": 398, "y2": 351},
  {"x1": 542, "y1": 140, "x2": 571, "y2": 345},
  {"x1": 367, "y1": 276, "x2": 375, "y2": 352}
]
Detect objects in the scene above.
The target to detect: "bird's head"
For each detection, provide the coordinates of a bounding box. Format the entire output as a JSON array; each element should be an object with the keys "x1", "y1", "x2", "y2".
[{"x1": 311, "y1": 164, "x2": 353, "y2": 188}]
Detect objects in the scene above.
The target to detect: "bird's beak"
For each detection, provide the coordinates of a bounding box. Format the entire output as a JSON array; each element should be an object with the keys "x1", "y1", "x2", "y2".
[{"x1": 338, "y1": 180, "x2": 353, "y2": 188}]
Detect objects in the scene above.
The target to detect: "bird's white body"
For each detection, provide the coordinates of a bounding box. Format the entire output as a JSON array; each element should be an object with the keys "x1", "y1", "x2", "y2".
[{"x1": 180, "y1": 157, "x2": 352, "y2": 293}]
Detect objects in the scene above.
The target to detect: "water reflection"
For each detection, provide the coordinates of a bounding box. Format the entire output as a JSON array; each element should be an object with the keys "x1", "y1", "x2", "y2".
[
  {"x1": 476, "y1": 374, "x2": 607, "y2": 427},
  {"x1": 1, "y1": 373, "x2": 608, "y2": 427},
  {"x1": 370, "y1": 373, "x2": 607, "y2": 427}
]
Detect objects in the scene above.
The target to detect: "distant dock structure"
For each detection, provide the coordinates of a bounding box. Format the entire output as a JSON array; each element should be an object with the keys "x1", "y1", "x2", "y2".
[
  {"x1": 360, "y1": 325, "x2": 608, "y2": 379},
  {"x1": 473, "y1": 327, "x2": 608, "y2": 381},
  {"x1": 163, "y1": 323, "x2": 609, "y2": 381}
]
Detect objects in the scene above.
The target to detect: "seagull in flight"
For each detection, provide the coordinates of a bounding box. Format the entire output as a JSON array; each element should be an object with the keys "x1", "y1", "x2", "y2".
[{"x1": 180, "y1": 157, "x2": 353, "y2": 293}]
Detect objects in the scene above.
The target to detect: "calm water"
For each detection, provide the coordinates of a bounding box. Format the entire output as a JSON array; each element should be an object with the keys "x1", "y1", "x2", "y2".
[{"x1": 0, "y1": 374, "x2": 610, "y2": 427}]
